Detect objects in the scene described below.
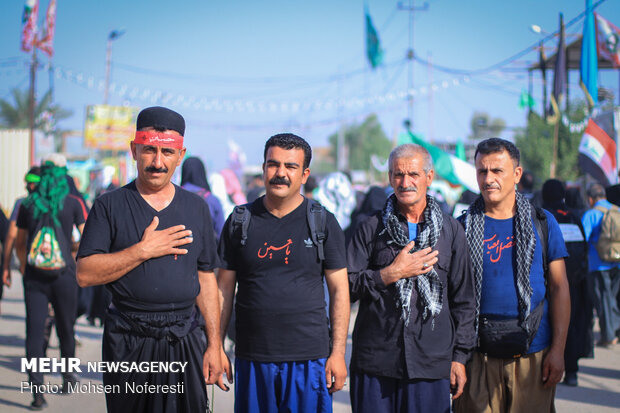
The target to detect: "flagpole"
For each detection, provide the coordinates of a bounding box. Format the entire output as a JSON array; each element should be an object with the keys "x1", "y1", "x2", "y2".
[
  {"x1": 29, "y1": 47, "x2": 37, "y2": 166},
  {"x1": 550, "y1": 117, "x2": 559, "y2": 178}
]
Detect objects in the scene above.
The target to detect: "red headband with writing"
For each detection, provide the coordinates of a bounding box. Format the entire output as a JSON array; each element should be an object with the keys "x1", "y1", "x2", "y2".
[{"x1": 134, "y1": 131, "x2": 184, "y2": 149}]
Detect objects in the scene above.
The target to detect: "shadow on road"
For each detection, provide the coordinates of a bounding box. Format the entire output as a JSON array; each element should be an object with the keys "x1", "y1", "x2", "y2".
[
  {"x1": 556, "y1": 382, "x2": 620, "y2": 409},
  {"x1": 579, "y1": 365, "x2": 620, "y2": 380},
  {"x1": 0, "y1": 397, "x2": 30, "y2": 411},
  {"x1": 0, "y1": 334, "x2": 25, "y2": 348}
]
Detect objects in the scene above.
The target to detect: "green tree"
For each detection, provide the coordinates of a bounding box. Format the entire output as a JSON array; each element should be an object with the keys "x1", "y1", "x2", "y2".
[
  {"x1": 469, "y1": 111, "x2": 506, "y2": 141},
  {"x1": 0, "y1": 88, "x2": 72, "y2": 149},
  {"x1": 515, "y1": 100, "x2": 587, "y2": 185},
  {"x1": 327, "y1": 114, "x2": 391, "y2": 179}
]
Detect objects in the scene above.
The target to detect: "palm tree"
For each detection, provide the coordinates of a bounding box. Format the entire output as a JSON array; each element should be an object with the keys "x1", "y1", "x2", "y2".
[{"x1": 0, "y1": 88, "x2": 72, "y2": 132}]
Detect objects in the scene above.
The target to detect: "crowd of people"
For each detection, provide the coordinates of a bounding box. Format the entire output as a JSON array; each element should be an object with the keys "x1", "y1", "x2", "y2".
[{"x1": 0, "y1": 105, "x2": 619, "y2": 413}]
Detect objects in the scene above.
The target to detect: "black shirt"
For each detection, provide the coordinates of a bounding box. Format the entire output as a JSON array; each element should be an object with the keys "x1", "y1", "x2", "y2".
[
  {"x1": 218, "y1": 197, "x2": 347, "y2": 362},
  {"x1": 347, "y1": 209, "x2": 476, "y2": 380},
  {"x1": 17, "y1": 195, "x2": 85, "y2": 278},
  {"x1": 77, "y1": 181, "x2": 220, "y2": 312}
]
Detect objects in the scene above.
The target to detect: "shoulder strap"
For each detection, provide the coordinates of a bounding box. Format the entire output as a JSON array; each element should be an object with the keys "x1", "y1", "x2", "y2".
[
  {"x1": 532, "y1": 206, "x2": 549, "y2": 280},
  {"x1": 230, "y1": 204, "x2": 251, "y2": 246},
  {"x1": 594, "y1": 205, "x2": 611, "y2": 214},
  {"x1": 307, "y1": 199, "x2": 327, "y2": 262}
]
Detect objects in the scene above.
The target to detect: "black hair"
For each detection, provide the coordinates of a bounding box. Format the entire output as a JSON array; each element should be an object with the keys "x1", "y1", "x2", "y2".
[
  {"x1": 264, "y1": 133, "x2": 312, "y2": 169},
  {"x1": 520, "y1": 170, "x2": 535, "y2": 191},
  {"x1": 474, "y1": 137, "x2": 520, "y2": 166},
  {"x1": 27, "y1": 166, "x2": 41, "y2": 177},
  {"x1": 587, "y1": 183, "x2": 606, "y2": 200},
  {"x1": 304, "y1": 175, "x2": 318, "y2": 193}
]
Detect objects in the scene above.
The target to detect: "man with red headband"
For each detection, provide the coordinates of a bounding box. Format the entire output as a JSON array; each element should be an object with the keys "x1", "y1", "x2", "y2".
[{"x1": 77, "y1": 106, "x2": 225, "y2": 413}]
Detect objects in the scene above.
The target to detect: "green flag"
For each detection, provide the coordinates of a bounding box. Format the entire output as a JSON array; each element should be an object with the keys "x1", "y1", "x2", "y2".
[
  {"x1": 365, "y1": 9, "x2": 383, "y2": 69},
  {"x1": 519, "y1": 89, "x2": 535, "y2": 109},
  {"x1": 399, "y1": 131, "x2": 479, "y2": 193}
]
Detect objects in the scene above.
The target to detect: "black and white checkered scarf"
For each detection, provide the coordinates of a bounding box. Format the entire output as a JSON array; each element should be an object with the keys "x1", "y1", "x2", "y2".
[
  {"x1": 463, "y1": 191, "x2": 536, "y2": 334},
  {"x1": 381, "y1": 194, "x2": 443, "y2": 327}
]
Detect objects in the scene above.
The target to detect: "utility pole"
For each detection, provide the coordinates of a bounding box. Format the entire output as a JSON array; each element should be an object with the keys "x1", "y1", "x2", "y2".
[
  {"x1": 29, "y1": 48, "x2": 37, "y2": 166},
  {"x1": 104, "y1": 30, "x2": 125, "y2": 105},
  {"x1": 427, "y1": 51, "x2": 434, "y2": 143},
  {"x1": 398, "y1": 0, "x2": 428, "y2": 132},
  {"x1": 337, "y1": 74, "x2": 347, "y2": 171}
]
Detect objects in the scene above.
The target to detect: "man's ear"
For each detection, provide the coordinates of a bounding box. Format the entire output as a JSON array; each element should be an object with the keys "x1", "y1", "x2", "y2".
[
  {"x1": 514, "y1": 165, "x2": 523, "y2": 184},
  {"x1": 301, "y1": 168, "x2": 311, "y2": 184},
  {"x1": 130, "y1": 141, "x2": 138, "y2": 160},
  {"x1": 177, "y1": 147, "x2": 187, "y2": 166}
]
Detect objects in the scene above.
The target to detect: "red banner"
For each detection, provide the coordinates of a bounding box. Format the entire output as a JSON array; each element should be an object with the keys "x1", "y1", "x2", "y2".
[{"x1": 38, "y1": 0, "x2": 57, "y2": 57}]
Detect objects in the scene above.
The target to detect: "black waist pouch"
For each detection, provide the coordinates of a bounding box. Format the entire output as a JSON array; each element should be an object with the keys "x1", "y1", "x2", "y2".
[{"x1": 478, "y1": 299, "x2": 545, "y2": 358}]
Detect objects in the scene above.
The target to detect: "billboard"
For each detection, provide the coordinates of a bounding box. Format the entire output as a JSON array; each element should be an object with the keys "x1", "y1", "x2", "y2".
[{"x1": 84, "y1": 105, "x2": 139, "y2": 150}]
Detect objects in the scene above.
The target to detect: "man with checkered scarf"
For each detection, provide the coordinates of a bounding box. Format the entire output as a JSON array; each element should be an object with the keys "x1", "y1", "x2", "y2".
[
  {"x1": 453, "y1": 138, "x2": 570, "y2": 413},
  {"x1": 347, "y1": 143, "x2": 476, "y2": 413}
]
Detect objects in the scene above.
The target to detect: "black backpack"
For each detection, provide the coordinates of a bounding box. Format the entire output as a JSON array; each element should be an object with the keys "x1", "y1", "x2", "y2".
[{"x1": 229, "y1": 198, "x2": 328, "y2": 262}]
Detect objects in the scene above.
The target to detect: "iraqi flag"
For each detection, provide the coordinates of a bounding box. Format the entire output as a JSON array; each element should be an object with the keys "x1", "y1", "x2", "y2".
[
  {"x1": 578, "y1": 110, "x2": 620, "y2": 186},
  {"x1": 21, "y1": 0, "x2": 39, "y2": 52}
]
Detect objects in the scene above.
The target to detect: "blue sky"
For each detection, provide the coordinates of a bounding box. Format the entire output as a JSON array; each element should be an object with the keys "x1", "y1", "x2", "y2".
[{"x1": 1, "y1": 0, "x2": 619, "y2": 171}]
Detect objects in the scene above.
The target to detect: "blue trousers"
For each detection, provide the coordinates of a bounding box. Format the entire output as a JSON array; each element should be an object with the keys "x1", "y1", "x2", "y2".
[
  {"x1": 234, "y1": 357, "x2": 332, "y2": 413},
  {"x1": 350, "y1": 372, "x2": 450, "y2": 413}
]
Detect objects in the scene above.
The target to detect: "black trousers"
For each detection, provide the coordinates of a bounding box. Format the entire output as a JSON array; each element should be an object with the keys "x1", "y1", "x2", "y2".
[
  {"x1": 564, "y1": 275, "x2": 594, "y2": 373},
  {"x1": 23, "y1": 270, "x2": 78, "y2": 385},
  {"x1": 102, "y1": 305, "x2": 209, "y2": 413}
]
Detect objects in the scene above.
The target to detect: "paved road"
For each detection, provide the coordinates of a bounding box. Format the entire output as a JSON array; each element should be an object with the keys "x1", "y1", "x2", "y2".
[{"x1": 0, "y1": 271, "x2": 619, "y2": 412}]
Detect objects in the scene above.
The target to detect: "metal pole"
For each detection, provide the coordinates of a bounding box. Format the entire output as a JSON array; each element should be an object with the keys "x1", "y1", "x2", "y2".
[
  {"x1": 407, "y1": 1, "x2": 414, "y2": 128},
  {"x1": 337, "y1": 75, "x2": 346, "y2": 171},
  {"x1": 104, "y1": 37, "x2": 112, "y2": 105},
  {"x1": 428, "y1": 52, "x2": 434, "y2": 143},
  {"x1": 398, "y1": 1, "x2": 428, "y2": 133},
  {"x1": 29, "y1": 48, "x2": 37, "y2": 166},
  {"x1": 550, "y1": 119, "x2": 559, "y2": 178}
]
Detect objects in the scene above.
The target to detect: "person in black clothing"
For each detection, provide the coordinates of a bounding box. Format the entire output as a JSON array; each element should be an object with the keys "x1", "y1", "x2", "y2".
[
  {"x1": 15, "y1": 154, "x2": 85, "y2": 410},
  {"x1": 77, "y1": 106, "x2": 225, "y2": 413},
  {"x1": 344, "y1": 185, "x2": 387, "y2": 246},
  {"x1": 218, "y1": 133, "x2": 350, "y2": 413},
  {"x1": 347, "y1": 143, "x2": 476, "y2": 413},
  {"x1": 542, "y1": 179, "x2": 593, "y2": 387},
  {"x1": 180, "y1": 156, "x2": 225, "y2": 240},
  {"x1": 0, "y1": 207, "x2": 8, "y2": 309}
]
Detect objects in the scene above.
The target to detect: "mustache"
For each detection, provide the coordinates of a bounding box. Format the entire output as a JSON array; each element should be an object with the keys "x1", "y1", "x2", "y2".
[
  {"x1": 483, "y1": 184, "x2": 500, "y2": 190},
  {"x1": 398, "y1": 186, "x2": 417, "y2": 192},
  {"x1": 269, "y1": 176, "x2": 291, "y2": 186},
  {"x1": 145, "y1": 166, "x2": 169, "y2": 173}
]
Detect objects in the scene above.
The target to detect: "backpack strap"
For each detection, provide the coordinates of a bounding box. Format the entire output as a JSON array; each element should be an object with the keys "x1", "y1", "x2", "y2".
[
  {"x1": 230, "y1": 204, "x2": 251, "y2": 246},
  {"x1": 307, "y1": 199, "x2": 327, "y2": 262},
  {"x1": 532, "y1": 206, "x2": 549, "y2": 282}
]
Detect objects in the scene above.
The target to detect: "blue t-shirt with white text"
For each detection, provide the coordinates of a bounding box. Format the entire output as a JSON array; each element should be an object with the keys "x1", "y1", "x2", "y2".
[{"x1": 480, "y1": 210, "x2": 567, "y2": 353}]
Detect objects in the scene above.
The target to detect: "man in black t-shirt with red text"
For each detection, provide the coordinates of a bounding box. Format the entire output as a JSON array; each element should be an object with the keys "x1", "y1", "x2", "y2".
[
  {"x1": 77, "y1": 106, "x2": 225, "y2": 413},
  {"x1": 218, "y1": 133, "x2": 350, "y2": 413}
]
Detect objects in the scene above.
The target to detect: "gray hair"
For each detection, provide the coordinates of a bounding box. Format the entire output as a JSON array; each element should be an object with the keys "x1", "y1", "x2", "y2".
[{"x1": 388, "y1": 144, "x2": 433, "y2": 173}]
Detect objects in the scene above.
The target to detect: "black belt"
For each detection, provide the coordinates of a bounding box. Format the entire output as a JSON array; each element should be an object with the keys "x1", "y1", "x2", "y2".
[{"x1": 108, "y1": 304, "x2": 201, "y2": 342}]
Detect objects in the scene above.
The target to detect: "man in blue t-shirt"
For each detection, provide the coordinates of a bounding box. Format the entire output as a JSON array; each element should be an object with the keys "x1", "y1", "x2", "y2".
[
  {"x1": 581, "y1": 183, "x2": 620, "y2": 347},
  {"x1": 454, "y1": 138, "x2": 570, "y2": 413}
]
